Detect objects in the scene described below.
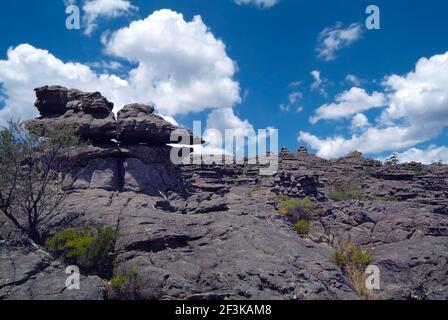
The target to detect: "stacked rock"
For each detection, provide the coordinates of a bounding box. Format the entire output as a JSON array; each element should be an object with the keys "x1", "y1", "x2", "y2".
[
  {"x1": 27, "y1": 85, "x2": 202, "y2": 146},
  {"x1": 25, "y1": 85, "x2": 202, "y2": 196}
]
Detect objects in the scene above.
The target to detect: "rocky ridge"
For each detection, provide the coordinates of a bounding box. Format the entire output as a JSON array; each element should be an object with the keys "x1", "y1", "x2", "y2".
[{"x1": 0, "y1": 86, "x2": 447, "y2": 300}]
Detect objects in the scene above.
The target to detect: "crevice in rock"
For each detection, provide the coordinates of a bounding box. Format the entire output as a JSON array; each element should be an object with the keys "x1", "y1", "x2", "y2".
[
  {"x1": 124, "y1": 235, "x2": 203, "y2": 253},
  {"x1": 116, "y1": 157, "x2": 126, "y2": 192}
]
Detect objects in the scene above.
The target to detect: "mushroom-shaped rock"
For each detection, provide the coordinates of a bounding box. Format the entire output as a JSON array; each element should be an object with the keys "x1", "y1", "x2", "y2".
[{"x1": 117, "y1": 103, "x2": 203, "y2": 146}]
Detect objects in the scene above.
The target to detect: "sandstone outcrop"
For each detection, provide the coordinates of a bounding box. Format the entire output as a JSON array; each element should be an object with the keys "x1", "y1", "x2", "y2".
[{"x1": 1, "y1": 87, "x2": 447, "y2": 300}]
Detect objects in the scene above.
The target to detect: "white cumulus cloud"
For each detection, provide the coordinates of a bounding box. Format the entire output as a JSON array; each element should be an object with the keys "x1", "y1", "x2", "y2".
[
  {"x1": 310, "y1": 87, "x2": 385, "y2": 124},
  {"x1": 317, "y1": 22, "x2": 363, "y2": 61},
  {"x1": 195, "y1": 108, "x2": 256, "y2": 156},
  {"x1": 0, "y1": 10, "x2": 242, "y2": 126},
  {"x1": 105, "y1": 9, "x2": 241, "y2": 116},
  {"x1": 351, "y1": 113, "x2": 369, "y2": 131},
  {"x1": 299, "y1": 51, "x2": 448, "y2": 159},
  {"x1": 82, "y1": 0, "x2": 138, "y2": 35},
  {"x1": 299, "y1": 126, "x2": 422, "y2": 159},
  {"x1": 0, "y1": 44, "x2": 129, "y2": 124},
  {"x1": 389, "y1": 146, "x2": 448, "y2": 164}
]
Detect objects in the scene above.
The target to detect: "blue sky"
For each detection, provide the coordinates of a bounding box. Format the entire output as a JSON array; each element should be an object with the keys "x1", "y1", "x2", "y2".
[{"x1": 1, "y1": 0, "x2": 448, "y2": 163}]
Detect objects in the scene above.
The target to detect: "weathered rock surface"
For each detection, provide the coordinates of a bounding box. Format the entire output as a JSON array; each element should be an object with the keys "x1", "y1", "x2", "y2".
[
  {"x1": 0, "y1": 240, "x2": 106, "y2": 300},
  {"x1": 1, "y1": 87, "x2": 447, "y2": 300}
]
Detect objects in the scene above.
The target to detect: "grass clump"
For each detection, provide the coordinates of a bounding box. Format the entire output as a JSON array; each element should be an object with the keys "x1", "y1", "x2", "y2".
[
  {"x1": 331, "y1": 241, "x2": 374, "y2": 297},
  {"x1": 328, "y1": 182, "x2": 364, "y2": 201},
  {"x1": 109, "y1": 266, "x2": 142, "y2": 300},
  {"x1": 46, "y1": 226, "x2": 117, "y2": 278},
  {"x1": 293, "y1": 220, "x2": 310, "y2": 235}
]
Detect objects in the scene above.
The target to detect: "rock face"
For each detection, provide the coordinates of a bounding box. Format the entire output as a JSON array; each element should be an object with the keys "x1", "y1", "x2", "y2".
[{"x1": 1, "y1": 87, "x2": 448, "y2": 300}]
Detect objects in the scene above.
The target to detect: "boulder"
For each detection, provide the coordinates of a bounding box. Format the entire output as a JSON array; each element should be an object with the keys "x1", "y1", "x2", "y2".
[
  {"x1": 27, "y1": 86, "x2": 117, "y2": 143},
  {"x1": 117, "y1": 103, "x2": 202, "y2": 146},
  {"x1": 34, "y1": 85, "x2": 69, "y2": 116},
  {"x1": 66, "y1": 89, "x2": 114, "y2": 115}
]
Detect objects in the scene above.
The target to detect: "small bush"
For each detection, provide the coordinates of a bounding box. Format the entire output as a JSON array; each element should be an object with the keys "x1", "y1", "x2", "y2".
[
  {"x1": 110, "y1": 275, "x2": 128, "y2": 290},
  {"x1": 328, "y1": 182, "x2": 364, "y2": 201},
  {"x1": 331, "y1": 250, "x2": 348, "y2": 269},
  {"x1": 293, "y1": 220, "x2": 310, "y2": 235},
  {"x1": 278, "y1": 196, "x2": 318, "y2": 219},
  {"x1": 331, "y1": 241, "x2": 374, "y2": 298},
  {"x1": 110, "y1": 266, "x2": 141, "y2": 300},
  {"x1": 46, "y1": 226, "x2": 117, "y2": 277},
  {"x1": 85, "y1": 227, "x2": 117, "y2": 277},
  {"x1": 331, "y1": 241, "x2": 373, "y2": 270},
  {"x1": 46, "y1": 228, "x2": 92, "y2": 257},
  {"x1": 277, "y1": 196, "x2": 319, "y2": 236}
]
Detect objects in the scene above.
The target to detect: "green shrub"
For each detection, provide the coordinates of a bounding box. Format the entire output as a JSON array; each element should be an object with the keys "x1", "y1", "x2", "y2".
[
  {"x1": 331, "y1": 241, "x2": 373, "y2": 271},
  {"x1": 278, "y1": 196, "x2": 318, "y2": 217},
  {"x1": 277, "y1": 196, "x2": 319, "y2": 235},
  {"x1": 110, "y1": 275, "x2": 129, "y2": 290},
  {"x1": 110, "y1": 266, "x2": 141, "y2": 300},
  {"x1": 328, "y1": 182, "x2": 364, "y2": 201},
  {"x1": 293, "y1": 220, "x2": 310, "y2": 235},
  {"x1": 46, "y1": 226, "x2": 117, "y2": 277},
  {"x1": 331, "y1": 250, "x2": 348, "y2": 269},
  {"x1": 85, "y1": 227, "x2": 117, "y2": 277}
]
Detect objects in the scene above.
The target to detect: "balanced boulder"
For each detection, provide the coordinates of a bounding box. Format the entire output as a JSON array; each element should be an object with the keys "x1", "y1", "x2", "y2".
[{"x1": 117, "y1": 103, "x2": 203, "y2": 146}]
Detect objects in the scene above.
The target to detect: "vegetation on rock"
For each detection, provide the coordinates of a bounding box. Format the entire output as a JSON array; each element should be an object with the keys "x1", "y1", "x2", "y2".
[
  {"x1": 331, "y1": 241, "x2": 374, "y2": 297},
  {"x1": 328, "y1": 182, "x2": 364, "y2": 201},
  {"x1": 293, "y1": 220, "x2": 310, "y2": 235},
  {"x1": 47, "y1": 226, "x2": 117, "y2": 278},
  {"x1": 278, "y1": 196, "x2": 319, "y2": 237},
  {"x1": 109, "y1": 266, "x2": 142, "y2": 300},
  {"x1": 0, "y1": 121, "x2": 82, "y2": 243}
]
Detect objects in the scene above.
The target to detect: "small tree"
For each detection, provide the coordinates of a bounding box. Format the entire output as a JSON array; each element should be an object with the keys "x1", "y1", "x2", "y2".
[
  {"x1": 385, "y1": 153, "x2": 399, "y2": 167},
  {"x1": 0, "y1": 121, "x2": 81, "y2": 243}
]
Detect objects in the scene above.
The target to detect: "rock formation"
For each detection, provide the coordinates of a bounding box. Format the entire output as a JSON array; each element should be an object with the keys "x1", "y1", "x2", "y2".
[{"x1": 0, "y1": 86, "x2": 447, "y2": 300}]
